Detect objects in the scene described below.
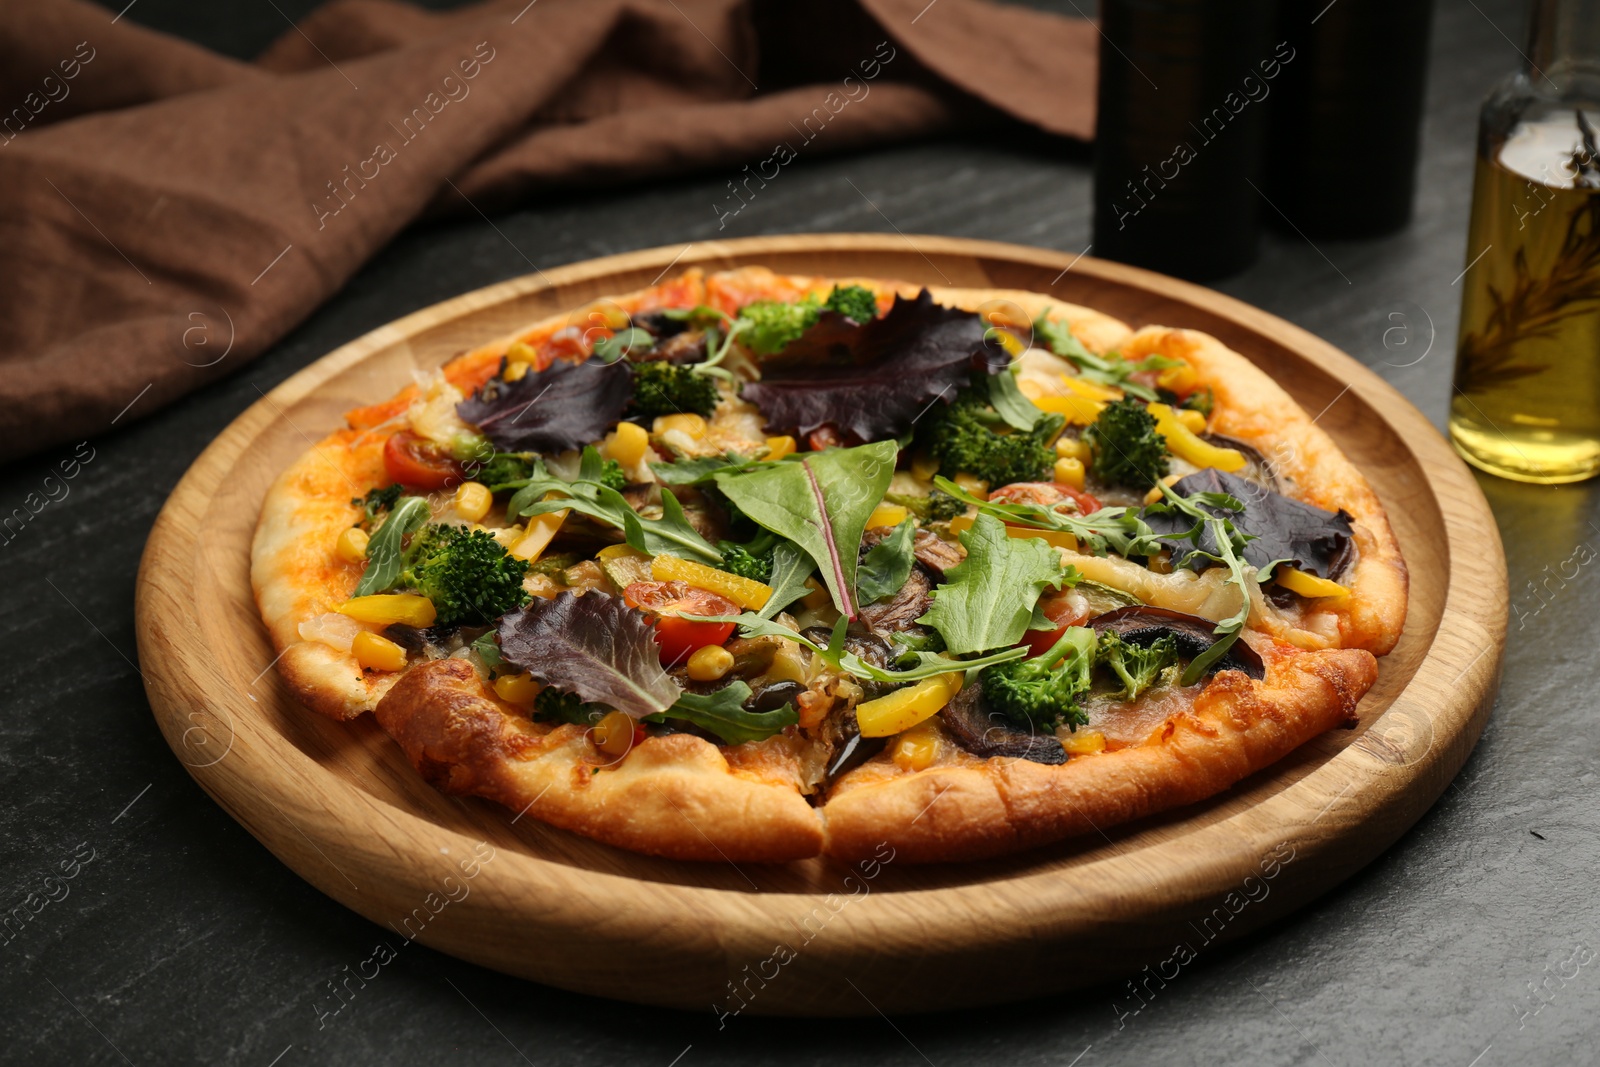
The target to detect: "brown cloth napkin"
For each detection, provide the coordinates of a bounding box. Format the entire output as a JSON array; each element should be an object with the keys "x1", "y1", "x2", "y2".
[{"x1": 0, "y1": 0, "x2": 1095, "y2": 462}]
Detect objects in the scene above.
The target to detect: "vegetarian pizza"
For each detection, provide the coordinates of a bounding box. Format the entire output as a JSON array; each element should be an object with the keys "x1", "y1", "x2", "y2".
[{"x1": 251, "y1": 266, "x2": 1406, "y2": 863}]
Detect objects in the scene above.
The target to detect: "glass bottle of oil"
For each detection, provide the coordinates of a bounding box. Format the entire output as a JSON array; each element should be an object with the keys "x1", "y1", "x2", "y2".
[{"x1": 1449, "y1": 0, "x2": 1600, "y2": 483}]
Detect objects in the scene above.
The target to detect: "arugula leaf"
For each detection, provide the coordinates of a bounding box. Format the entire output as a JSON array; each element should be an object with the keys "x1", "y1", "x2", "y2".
[
  {"x1": 1033, "y1": 313, "x2": 1180, "y2": 402},
  {"x1": 591, "y1": 327, "x2": 653, "y2": 363},
  {"x1": 932, "y1": 476, "x2": 1164, "y2": 558},
  {"x1": 352, "y1": 496, "x2": 430, "y2": 596},
  {"x1": 644, "y1": 682, "x2": 798, "y2": 744},
  {"x1": 986, "y1": 366, "x2": 1045, "y2": 431},
  {"x1": 756, "y1": 539, "x2": 815, "y2": 621},
  {"x1": 856, "y1": 519, "x2": 917, "y2": 605},
  {"x1": 712, "y1": 440, "x2": 897, "y2": 618},
  {"x1": 507, "y1": 447, "x2": 721, "y2": 564},
  {"x1": 497, "y1": 592, "x2": 680, "y2": 718},
  {"x1": 649, "y1": 452, "x2": 766, "y2": 485},
  {"x1": 701, "y1": 612, "x2": 1025, "y2": 683},
  {"x1": 917, "y1": 513, "x2": 1075, "y2": 654}
]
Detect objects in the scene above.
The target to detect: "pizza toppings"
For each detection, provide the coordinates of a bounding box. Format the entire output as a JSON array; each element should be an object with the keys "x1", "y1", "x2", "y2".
[
  {"x1": 1141, "y1": 468, "x2": 1355, "y2": 581},
  {"x1": 740, "y1": 289, "x2": 1005, "y2": 442},
  {"x1": 622, "y1": 580, "x2": 738, "y2": 665},
  {"x1": 383, "y1": 430, "x2": 465, "y2": 490},
  {"x1": 456, "y1": 356, "x2": 632, "y2": 454}
]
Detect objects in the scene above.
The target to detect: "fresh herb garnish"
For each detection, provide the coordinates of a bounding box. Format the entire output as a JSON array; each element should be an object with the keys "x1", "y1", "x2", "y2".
[
  {"x1": 506, "y1": 447, "x2": 721, "y2": 564},
  {"x1": 457, "y1": 356, "x2": 632, "y2": 454},
  {"x1": 711, "y1": 440, "x2": 898, "y2": 618},
  {"x1": 856, "y1": 519, "x2": 917, "y2": 605},
  {"x1": 351, "y1": 483, "x2": 404, "y2": 528},
  {"x1": 933, "y1": 475, "x2": 1160, "y2": 557},
  {"x1": 1033, "y1": 313, "x2": 1181, "y2": 402},
  {"x1": 352, "y1": 496, "x2": 430, "y2": 596},
  {"x1": 644, "y1": 682, "x2": 799, "y2": 744},
  {"x1": 497, "y1": 592, "x2": 680, "y2": 719},
  {"x1": 986, "y1": 365, "x2": 1046, "y2": 431},
  {"x1": 708, "y1": 613, "x2": 1026, "y2": 683},
  {"x1": 917, "y1": 513, "x2": 1077, "y2": 655}
]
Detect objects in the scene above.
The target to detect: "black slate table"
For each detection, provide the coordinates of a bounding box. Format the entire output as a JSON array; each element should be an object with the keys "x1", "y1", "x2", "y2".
[{"x1": 5, "y1": 2, "x2": 1593, "y2": 1064}]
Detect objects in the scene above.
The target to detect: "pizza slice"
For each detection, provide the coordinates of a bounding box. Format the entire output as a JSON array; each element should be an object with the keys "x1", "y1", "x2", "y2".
[{"x1": 251, "y1": 266, "x2": 1406, "y2": 863}]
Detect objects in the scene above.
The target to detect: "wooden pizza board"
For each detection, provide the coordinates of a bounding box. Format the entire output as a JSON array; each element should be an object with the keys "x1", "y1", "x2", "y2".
[{"x1": 134, "y1": 234, "x2": 1505, "y2": 1016}]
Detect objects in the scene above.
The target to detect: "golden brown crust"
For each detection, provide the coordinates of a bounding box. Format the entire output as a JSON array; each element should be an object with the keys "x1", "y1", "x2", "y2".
[
  {"x1": 823, "y1": 646, "x2": 1377, "y2": 863},
  {"x1": 375, "y1": 660, "x2": 826, "y2": 862}
]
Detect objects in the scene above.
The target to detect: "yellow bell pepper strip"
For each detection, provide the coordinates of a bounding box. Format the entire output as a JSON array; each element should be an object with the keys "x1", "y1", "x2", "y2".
[
  {"x1": 352, "y1": 631, "x2": 408, "y2": 671},
  {"x1": 651, "y1": 554, "x2": 773, "y2": 611},
  {"x1": 1147, "y1": 403, "x2": 1246, "y2": 472},
  {"x1": 765, "y1": 435, "x2": 797, "y2": 460},
  {"x1": 338, "y1": 594, "x2": 437, "y2": 627},
  {"x1": 1058, "y1": 374, "x2": 1124, "y2": 401},
  {"x1": 867, "y1": 503, "x2": 909, "y2": 530},
  {"x1": 1034, "y1": 393, "x2": 1106, "y2": 426},
  {"x1": 1276, "y1": 567, "x2": 1351, "y2": 600},
  {"x1": 856, "y1": 673, "x2": 965, "y2": 738},
  {"x1": 949, "y1": 515, "x2": 1077, "y2": 552},
  {"x1": 510, "y1": 508, "x2": 567, "y2": 561}
]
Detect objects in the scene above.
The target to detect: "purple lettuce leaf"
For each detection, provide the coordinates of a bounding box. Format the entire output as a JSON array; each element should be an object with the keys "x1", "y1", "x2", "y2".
[
  {"x1": 496, "y1": 592, "x2": 679, "y2": 719},
  {"x1": 457, "y1": 358, "x2": 632, "y2": 454},
  {"x1": 740, "y1": 290, "x2": 1007, "y2": 442}
]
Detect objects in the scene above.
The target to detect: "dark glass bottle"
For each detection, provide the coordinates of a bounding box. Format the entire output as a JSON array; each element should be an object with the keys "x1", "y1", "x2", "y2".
[
  {"x1": 1092, "y1": 0, "x2": 1276, "y2": 281},
  {"x1": 1263, "y1": 0, "x2": 1434, "y2": 238}
]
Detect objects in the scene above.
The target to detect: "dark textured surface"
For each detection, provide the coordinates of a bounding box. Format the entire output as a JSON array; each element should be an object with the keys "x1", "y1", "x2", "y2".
[{"x1": 3, "y1": 2, "x2": 1593, "y2": 1065}]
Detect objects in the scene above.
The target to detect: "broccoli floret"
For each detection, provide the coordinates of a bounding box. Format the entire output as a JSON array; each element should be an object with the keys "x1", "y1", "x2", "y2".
[
  {"x1": 1097, "y1": 631, "x2": 1178, "y2": 701},
  {"x1": 922, "y1": 384, "x2": 1059, "y2": 488},
  {"x1": 533, "y1": 687, "x2": 607, "y2": 726},
  {"x1": 737, "y1": 298, "x2": 821, "y2": 355},
  {"x1": 1181, "y1": 386, "x2": 1215, "y2": 417},
  {"x1": 597, "y1": 457, "x2": 628, "y2": 491},
  {"x1": 629, "y1": 359, "x2": 719, "y2": 419},
  {"x1": 925, "y1": 488, "x2": 968, "y2": 522},
  {"x1": 1084, "y1": 397, "x2": 1169, "y2": 490},
  {"x1": 716, "y1": 531, "x2": 777, "y2": 582},
  {"x1": 822, "y1": 285, "x2": 878, "y2": 323},
  {"x1": 399, "y1": 525, "x2": 530, "y2": 628},
  {"x1": 351, "y1": 483, "x2": 403, "y2": 528},
  {"x1": 980, "y1": 626, "x2": 1097, "y2": 731},
  {"x1": 471, "y1": 452, "x2": 536, "y2": 492}
]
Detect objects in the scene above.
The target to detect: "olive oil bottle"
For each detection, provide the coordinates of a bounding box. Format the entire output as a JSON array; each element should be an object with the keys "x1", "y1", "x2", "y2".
[{"x1": 1449, "y1": 0, "x2": 1600, "y2": 483}]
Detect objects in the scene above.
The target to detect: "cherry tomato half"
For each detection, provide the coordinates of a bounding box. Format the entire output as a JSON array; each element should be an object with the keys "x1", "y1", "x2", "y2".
[
  {"x1": 1052, "y1": 483, "x2": 1103, "y2": 514},
  {"x1": 990, "y1": 481, "x2": 1104, "y2": 516},
  {"x1": 383, "y1": 430, "x2": 463, "y2": 491},
  {"x1": 623, "y1": 580, "x2": 739, "y2": 665},
  {"x1": 1022, "y1": 591, "x2": 1090, "y2": 659}
]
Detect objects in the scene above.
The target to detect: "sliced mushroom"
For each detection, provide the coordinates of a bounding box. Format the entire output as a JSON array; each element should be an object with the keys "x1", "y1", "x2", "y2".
[
  {"x1": 1089, "y1": 605, "x2": 1265, "y2": 679},
  {"x1": 939, "y1": 680, "x2": 1068, "y2": 764}
]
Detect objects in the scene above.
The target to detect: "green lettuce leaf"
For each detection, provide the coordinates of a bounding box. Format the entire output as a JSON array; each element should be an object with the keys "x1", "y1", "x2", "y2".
[{"x1": 917, "y1": 513, "x2": 1075, "y2": 654}]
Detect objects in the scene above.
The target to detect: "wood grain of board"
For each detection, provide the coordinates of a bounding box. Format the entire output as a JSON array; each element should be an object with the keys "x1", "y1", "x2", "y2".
[{"x1": 134, "y1": 234, "x2": 1505, "y2": 1016}]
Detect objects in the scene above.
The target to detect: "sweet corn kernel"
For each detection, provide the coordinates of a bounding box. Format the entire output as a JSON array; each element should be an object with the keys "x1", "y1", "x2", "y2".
[
  {"x1": 335, "y1": 526, "x2": 369, "y2": 563},
  {"x1": 953, "y1": 473, "x2": 989, "y2": 499},
  {"x1": 592, "y1": 710, "x2": 636, "y2": 757},
  {"x1": 1055, "y1": 435, "x2": 1091, "y2": 463},
  {"x1": 892, "y1": 726, "x2": 940, "y2": 771},
  {"x1": 503, "y1": 360, "x2": 530, "y2": 382},
  {"x1": 1061, "y1": 729, "x2": 1107, "y2": 756},
  {"x1": 453, "y1": 481, "x2": 492, "y2": 523},
  {"x1": 1176, "y1": 408, "x2": 1207, "y2": 434},
  {"x1": 492, "y1": 672, "x2": 542, "y2": 705},
  {"x1": 686, "y1": 644, "x2": 735, "y2": 682},
  {"x1": 765, "y1": 435, "x2": 797, "y2": 460},
  {"x1": 1156, "y1": 362, "x2": 1197, "y2": 393},
  {"x1": 352, "y1": 631, "x2": 407, "y2": 672},
  {"x1": 506, "y1": 341, "x2": 538, "y2": 363},
  {"x1": 602, "y1": 420, "x2": 650, "y2": 468},
  {"x1": 338, "y1": 594, "x2": 437, "y2": 627},
  {"x1": 911, "y1": 453, "x2": 940, "y2": 482},
  {"x1": 1053, "y1": 457, "x2": 1086, "y2": 489},
  {"x1": 867, "y1": 503, "x2": 909, "y2": 530},
  {"x1": 653, "y1": 413, "x2": 707, "y2": 439}
]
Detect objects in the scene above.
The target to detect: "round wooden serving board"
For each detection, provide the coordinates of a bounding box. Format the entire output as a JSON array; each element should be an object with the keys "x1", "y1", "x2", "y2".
[{"x1": 135, "y1": 234, "x2": 1505, "y2": 1016}]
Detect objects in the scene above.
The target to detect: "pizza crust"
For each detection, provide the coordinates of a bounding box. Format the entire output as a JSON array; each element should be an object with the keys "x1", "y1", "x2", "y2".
[
  {"x1": 375, "y1": 659, "x2": 827, "y2": 862},
  {"x1": 823, "y1": 645, "x2": 1377, "y2": 863}
]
